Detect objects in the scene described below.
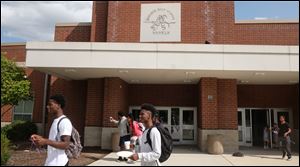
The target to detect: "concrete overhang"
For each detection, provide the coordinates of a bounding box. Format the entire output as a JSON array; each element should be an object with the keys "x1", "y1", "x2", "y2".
[{"x1": 25, "y1": 42, "x2": 299, "y2": 84}]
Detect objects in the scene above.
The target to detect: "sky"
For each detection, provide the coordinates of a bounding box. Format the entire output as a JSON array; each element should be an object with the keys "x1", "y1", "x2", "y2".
[{"x1": 1, "y1": 1, "x2": 299, "y2": 43}]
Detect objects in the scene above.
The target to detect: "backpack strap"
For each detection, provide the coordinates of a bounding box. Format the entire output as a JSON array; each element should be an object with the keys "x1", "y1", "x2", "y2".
[
  {"x1": 57, "y1": 116, "x2": 68, "y2": 133},
  {"x1": 145, "y1": 127, "x2": 153, "y2": 150}
]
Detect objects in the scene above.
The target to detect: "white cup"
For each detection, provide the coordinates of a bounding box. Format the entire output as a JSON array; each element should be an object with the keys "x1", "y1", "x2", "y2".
[{"x1": 124, "y1": 141, "x2": 130, "y2": 150}]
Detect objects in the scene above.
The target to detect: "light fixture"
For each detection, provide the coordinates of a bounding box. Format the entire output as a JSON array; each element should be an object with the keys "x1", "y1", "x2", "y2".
[
  {"x1": 119, "y1": 70, "x2": 128, "y2": 73},
  {"x1": 185, "y1": 72, "x2": 195, "y2": 75},
  {"x1": 65, "y1": 69, "x2": 76, "y2": 72},
  {"x1": 240, "y1": 80, "x2": 249, "y2": 83},
  {"x1": 131, "y1": 79, "x2": 140, "y2": 83},
  {"x1": 254, "y1": 72, "x2": 265, "y2": 76},
  {"x1": 184, "y1": 79, "x2": 192, "y2": 83}
]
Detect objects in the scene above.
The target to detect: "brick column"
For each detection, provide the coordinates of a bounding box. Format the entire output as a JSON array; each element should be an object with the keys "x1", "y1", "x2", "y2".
[
  {"x1": 217, "y1": 79, "x2": 237, "y2": 129},
  {"x1": 198, "y1": 77, "x2": 238, "y2": 153},
  {"x1": 84, "y1": 78, "x2": 104, "y2": 146},
  {"x1": 91, "y1": 1, "x2": 108, "y2": 42},
  {"x1": 198, "y1": 78, "x2": 218, "y2": 129},
  {"x1": 101, "y1": 77, "x2": 128, "y2": 149}
]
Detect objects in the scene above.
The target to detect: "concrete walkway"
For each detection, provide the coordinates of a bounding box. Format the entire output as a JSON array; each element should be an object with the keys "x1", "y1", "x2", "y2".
[{"x1": 88, "y1": 146, "x2": 299, "y2": 166}]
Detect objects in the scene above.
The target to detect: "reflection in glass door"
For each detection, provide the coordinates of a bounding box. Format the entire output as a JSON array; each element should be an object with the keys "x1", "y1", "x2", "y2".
[{"x1": 171, "y1": 108, "x2": 180, "y2": 143}]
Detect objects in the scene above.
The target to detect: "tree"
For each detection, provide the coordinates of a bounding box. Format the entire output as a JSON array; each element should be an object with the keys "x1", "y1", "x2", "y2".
[{"x1": 1, "y1": 54, "x2": 32, "y2": 120}]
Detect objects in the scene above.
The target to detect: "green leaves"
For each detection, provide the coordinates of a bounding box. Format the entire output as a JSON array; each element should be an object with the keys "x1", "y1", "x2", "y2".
[{"x1": 1, "y1": 54, "x2": 32, "y2": 106}]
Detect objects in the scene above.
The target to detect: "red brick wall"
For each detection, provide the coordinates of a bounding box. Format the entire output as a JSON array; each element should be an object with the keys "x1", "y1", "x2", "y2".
[
  {"x1": 198, "y1": 78, "x2": 218, "y2": 129},
  {"x1": 1, "y1": 44, "x2": 26, "y2": 61},
  {"x1": 198, "y1": 78, "x2": 238, "y2": 129},
  {"x1": 217, "y1": 79, "x2": 237, "y2": 129},
  {"x1": 129, "y1": 84, "x2": 197, "y2": 106},
  {"x1": 26, "y1": 69, "x2": 46, "y2": 123},
  {"x1": 103, "y1": 1, "x2": 298, "y2": 45},
  {"x1": 54, "y1": 25, "x2": 91, "y2": 42},
  {"x1": 1, "y1": 105, "x2": 13, "y2": 122},
  {"x1": 48, "y1": 76, "x2": 87, "y2": 138},
  {"x1": 85, "y1": 79, "x2": 104, "y2": 126},
  {"x1": 102, "y1": 78, "x2": 129, "y2": 127},
  {"x1": 91, "y1": 1, "x2": 108, "y2": 42},
  {"x1": 237, "y1": 84, "x2": 299, "y2": 129},
  {"x1": 234, "y1": 23, "x2": 299, "y2": 45}
]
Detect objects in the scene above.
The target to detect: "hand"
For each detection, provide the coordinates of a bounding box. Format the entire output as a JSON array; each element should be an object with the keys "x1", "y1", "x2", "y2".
[
  {"x1": 31, "y1": 134, "x2": 42, "y2": 141},
  {"x1": 129, "y1": 153, "x2": 139, "y2": 161},
  {"x1": 109, "y1": 117, "x2": 113, "y2": 122},
  {"x1": 31, "y1": 135, "x2": 48, "y2": 146}
]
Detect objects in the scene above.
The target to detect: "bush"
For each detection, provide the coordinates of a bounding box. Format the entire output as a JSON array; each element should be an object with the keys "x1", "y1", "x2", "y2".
[
  {"x1": 1, "y1": 133, "x2": 10, "y2": 165},
  {"x1": 1, "y1": 120, "x2": 37, "y2": 142}
]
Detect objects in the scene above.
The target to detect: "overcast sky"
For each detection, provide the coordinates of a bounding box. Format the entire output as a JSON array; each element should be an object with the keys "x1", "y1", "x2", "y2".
[{"x1": 1, "y1": 1, "x2": 299, "y2": 43}]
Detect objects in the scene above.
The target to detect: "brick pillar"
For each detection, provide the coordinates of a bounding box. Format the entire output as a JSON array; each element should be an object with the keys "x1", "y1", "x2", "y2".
[
  {"x1": 199, "y1": 78, "x2": 218, "y2": 129},
  {"x1": 217, "y1": 79, "x2": 237, "y2": 129},
  {"x1": 91, "y1": 1, "x2": 108, "y2": 42},
  {"x1": 84, "y1": 78, "x2": 104, "y2": 146},
  {"x1": 102, "y1": 77, "x2": 129, "y2": 127},
  {"x1": 101, "y1": 77, "x2": 128, "y2": 149},
  {"x1": 198, "y1": 77, "x2": 238, "y2": 153}
]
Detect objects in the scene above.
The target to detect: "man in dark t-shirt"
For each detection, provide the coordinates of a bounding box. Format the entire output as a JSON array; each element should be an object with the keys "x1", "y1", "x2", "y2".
[{"x1": 278, "y1": 115, "x2": 292, "y2": 160}]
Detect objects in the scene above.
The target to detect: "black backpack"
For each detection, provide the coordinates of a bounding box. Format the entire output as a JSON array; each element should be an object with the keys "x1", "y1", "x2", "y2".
[{"x1": 145, "y1": 124, "x2": 173, "y2": 163}]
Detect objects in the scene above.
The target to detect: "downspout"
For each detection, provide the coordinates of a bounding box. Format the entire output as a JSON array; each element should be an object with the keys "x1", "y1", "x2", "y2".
[{"x1": 41, "y1": 74, "x2": 49, "y2": 136}]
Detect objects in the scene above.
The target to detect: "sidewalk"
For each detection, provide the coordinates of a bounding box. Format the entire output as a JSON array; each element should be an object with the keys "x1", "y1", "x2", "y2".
[{"x1": 88, "y1": 146, "x2": 299, "y2": 166}]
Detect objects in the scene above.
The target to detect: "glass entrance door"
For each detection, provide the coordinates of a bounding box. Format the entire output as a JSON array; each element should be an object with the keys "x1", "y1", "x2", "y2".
[
  {"x1": 180, "y1": 108, "x2": 197, "y2": 144},
  {"x1": 130, "y1": 106, "x2": 197, "y2": 145},
  {"x1": 238, "y1": 109, "x2": 252, "y2": 146}
]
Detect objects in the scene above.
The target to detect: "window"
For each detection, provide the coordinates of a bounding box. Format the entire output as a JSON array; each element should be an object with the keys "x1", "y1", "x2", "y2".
[{"x1": 13, "y1": 100, "x2": 34, "y2": 121}]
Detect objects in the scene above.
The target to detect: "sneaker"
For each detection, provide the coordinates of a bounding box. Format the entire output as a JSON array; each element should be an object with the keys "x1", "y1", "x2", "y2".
[
  {"x1": 287, "y1": 157, "x2": 292, "y2": 161},
  {"x1": 123, "y1": 157, "x2": 128, "y2": 161},
  {"x1": 282, "y1": 153, "x2": 286, "y2": 159},
  {"x1": 117, "y1": 156, "x2": 123, "y2": 162}
]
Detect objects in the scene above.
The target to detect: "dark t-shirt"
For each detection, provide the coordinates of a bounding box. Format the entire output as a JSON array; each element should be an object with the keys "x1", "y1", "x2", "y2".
[{"x1": 278, "y1": 122, "x2": 290, "y2": 137}]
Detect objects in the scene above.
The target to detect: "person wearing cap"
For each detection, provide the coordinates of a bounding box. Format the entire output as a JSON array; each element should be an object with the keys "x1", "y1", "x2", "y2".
[
  {"x1": 31, "y1": 94, "x2": 72, "y2": 166},
  {"x1": 129, "y1": 103, "x2": 161, "y2": 166}
]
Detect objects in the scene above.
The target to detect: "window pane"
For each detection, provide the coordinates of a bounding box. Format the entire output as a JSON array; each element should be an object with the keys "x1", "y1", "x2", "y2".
[
  {"x1": 132, "y1": 109, "x2": 141, "y2": 121},
  {"x1": 246, "y1": 109, "x2": 250, "y2": 126},
  {"x1": 183, "y1": 110, "x2": 193, "y2": 125},
  {"x1": 171, "y1": 108, "x2": 179, "y2": 126},
  {"x1": 14, "y1": 101, "x2": 24, "y2": 113},
  {"x1": 238, "y1": 112, "x2": 242, "y2": 126},
  {"x1": 14, "y1": 114, "x2": 32, "y2": 121},
  {"x1": 183, "y1": 129, "x2": 194, "y2": 140},
  {"x1": 158, "y1": 110, "x2": 168, "y2": 124},
  {"x1": 24, "y1": 100, "x2": 34, "y2": 113},
  {"x1": 171, "y1": 108, "x2": 180, "y2": 141}
]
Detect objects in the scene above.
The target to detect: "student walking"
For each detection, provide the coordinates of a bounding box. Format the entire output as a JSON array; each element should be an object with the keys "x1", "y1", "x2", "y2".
[
  {"x1": 129, "y1": 103, "x2": 162, "y2": 166},
  {"x1": 31, "y1": 94, "x2": 72, "y2": 166},
  {"x1": 278, "y1": 115, "x2": 292, "y2": 161}
]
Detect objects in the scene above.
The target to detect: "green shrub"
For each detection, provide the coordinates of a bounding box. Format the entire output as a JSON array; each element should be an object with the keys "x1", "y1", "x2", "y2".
[
  {"x1": 1, "y1": 133, "x2": 10, "y2": 165},
  {"x1": 1, "y1": 120, "x2": 37, "y2": 142}
]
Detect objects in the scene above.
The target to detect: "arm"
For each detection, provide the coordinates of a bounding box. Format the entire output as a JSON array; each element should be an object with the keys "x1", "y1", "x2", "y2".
[
  {"x1": 31, "y1": 134, "x2": 70, "y2": 150},
  {"x1": 110, "y1": 117, "x2": 119, "y2": 124},
  {"x1": 131, "y1": 128, "x2": 161, "y2": 162},
  {"x1": 31, "y1": 118, "x2": 72, "y2": 150},
  {"x1": 284, "y1": 128, "x2": 291, "y2": 137}
]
